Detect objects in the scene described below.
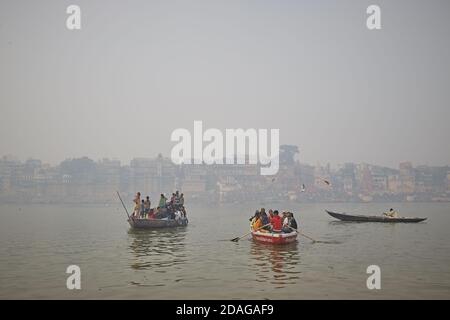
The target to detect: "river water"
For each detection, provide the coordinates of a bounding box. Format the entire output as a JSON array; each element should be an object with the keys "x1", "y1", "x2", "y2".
[{"x1": 0, "y1": 202, "x2": 449, "y2": 299}]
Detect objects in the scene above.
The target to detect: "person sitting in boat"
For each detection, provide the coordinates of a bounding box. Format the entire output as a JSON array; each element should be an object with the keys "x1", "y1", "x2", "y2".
[
  {"x1": 180, "y1": 205, "x2": 187, "y2": 218},
  {"x1": 282, "y1": 212, "x2": 290, "y2": 233},
  {"x1": 384, "y1": 208, "x2": 399, "y2": 218},
  {"x1": 133, "y1": 192, "x2": 141, "y2": 217},
  {"x1": 155, "y1": 206, "x2": 168, "y2": 219},
  {"x1": 147, "y1": 208, "x2": 156, "y2": 219},
  {"x1": 259, "y1": 208, "x2": 270, "y2": 231},
  {"x1": 153, "y1": 207, "x2": 163, "y2": 219},
  {"x1": 282, "y1": 211, "x2": 289, "y2": 225},
  {"x1": 268, "y1": 209, "x2": 274, "y2": 222},
  {"x1": 251, "y1": 211, "x2": 263, "y2": 231},
  {"x1": 249, "y1": 209, "x2": 259, "y2": 222},
  {"x1": 271, "y1": 210, "x2": 282, "y2": 232},
  {"x1": 174, "y1": 210, "x2": 182, "y2": 221},
  {"x1": 282, "y1": 212, "x2": 298, "y2": 232},
  {"x1": 144, "y1": 196, "x2": 151, "y2": 217},
  {"x1": 159, "y1": 194, "x2": 167, "y2": 208},
  {"x1": 167, "y1": 204, "x2": 176, "y2": 220},
  {"x1": 289, "y1": 212, "x2": 298, "y2": 230},
  {"x1": 139, "y1": 199, "x2": 145, "y2": 218}
]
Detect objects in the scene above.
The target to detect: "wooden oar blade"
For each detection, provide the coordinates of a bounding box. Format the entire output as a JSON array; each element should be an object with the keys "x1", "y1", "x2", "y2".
[{"x1": 229, "y1": 223, "x2": 271, "y2": 242}]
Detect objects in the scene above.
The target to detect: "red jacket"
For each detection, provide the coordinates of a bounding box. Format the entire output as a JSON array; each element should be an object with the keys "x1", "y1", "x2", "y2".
[{"x1": 271, "y1": 215, "x2": 282, "y2": 231}]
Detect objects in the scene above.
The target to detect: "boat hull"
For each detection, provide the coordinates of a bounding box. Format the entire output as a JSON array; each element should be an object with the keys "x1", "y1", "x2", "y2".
[
  {"x1": 326, "y1": 210, "x2": 427, "y2": 223},
  {"x1": 128, "y1": 217, "x2": 188, "y2": 229},
  {"x1": 251, "y1": 231, "x2": 297, "y2": 244}
]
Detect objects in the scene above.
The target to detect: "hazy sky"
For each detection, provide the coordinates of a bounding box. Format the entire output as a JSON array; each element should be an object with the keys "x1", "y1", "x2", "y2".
[{"x1": 1, "y1": 0, "x2": 449, "y2": 168}]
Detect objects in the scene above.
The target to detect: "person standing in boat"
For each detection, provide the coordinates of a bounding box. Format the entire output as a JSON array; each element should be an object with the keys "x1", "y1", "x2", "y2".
[
  {"x1": 179, "y1": 193, "x2": 185, "y2": 207},
  {"x1": 174, "y1": 193, "x2": 181, "y2": 209},
  {"x1": 271, "y1": 210, "x2": 282, "y2": 232},
  {"x1": 159, "y1": 194, "x2": 167, "y2": 208},
  {"x1": 144, "y1": 196, "x2": 151, "y2": 217},
  {"x1": 140, "y1": 199, "x2": 145, "y2": 218},
  {"x1": 170, "y1": 193, "x2": 176, "y2": 206},
  {"x1": 133, "y1": 192, "x2": 141, "y2": 217},
  {"x1": 180, "y1": 193, "x2": 187, "y2": 217}
]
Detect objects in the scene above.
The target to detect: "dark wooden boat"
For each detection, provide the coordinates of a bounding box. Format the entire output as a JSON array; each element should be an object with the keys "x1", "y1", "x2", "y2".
[
  {"x1": 326, "y1": 210, "x2": 427, "y2": 223},
  {"x1": 128, "y1": 216, "x2": 188, "y2": 229}
]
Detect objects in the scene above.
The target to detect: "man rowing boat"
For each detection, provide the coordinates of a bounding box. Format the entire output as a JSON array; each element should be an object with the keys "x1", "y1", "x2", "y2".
[
  {"x1": 282, "y1": 212, "x2": 298, "y2": 233},
  {"x1": 383, "y1": 208, "x2": 399, "y2": 218}
]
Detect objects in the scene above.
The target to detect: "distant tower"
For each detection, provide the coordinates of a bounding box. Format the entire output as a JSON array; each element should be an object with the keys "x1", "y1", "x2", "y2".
[
  {"x1": 399, "y1": 162, "x2": 415, "y2": 194},
  {"x1": 279, "y1": 145, "x2": 299, "y2": 166}
]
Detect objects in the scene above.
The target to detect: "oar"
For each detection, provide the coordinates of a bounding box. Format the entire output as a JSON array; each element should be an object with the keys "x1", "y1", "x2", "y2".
[
  {"x1": 286, "y1": 225, "x2": 317, "y2": 243},
  {"x1": 116, "y1": 191, "x2": 130, "y2": 219},
  {"x1": 230, "y1": 223, "x2": 271, "y2": 242},
  {"x1": 299, "y1": 232, "x2": 317, "y2": 243}
]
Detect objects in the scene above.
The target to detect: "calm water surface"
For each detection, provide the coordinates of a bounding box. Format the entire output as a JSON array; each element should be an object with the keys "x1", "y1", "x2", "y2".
[{"x1": 0, "y1": 202, "x2": 449, "y2": 299}]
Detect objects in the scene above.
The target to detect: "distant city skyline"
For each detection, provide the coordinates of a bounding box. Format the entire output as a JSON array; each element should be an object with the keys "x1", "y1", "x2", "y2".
[
  {"x1": 2, "y1": 152, "x2": 450, "y2": 171},
  {"x1": 1, "y1": 150, "x2": 449, "y2": 205}
]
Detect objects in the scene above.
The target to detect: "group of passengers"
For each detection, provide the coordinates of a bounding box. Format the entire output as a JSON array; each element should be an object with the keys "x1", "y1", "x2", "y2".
[
  {"x1": 250, "y1": 208, "x2": 298, "y2": 233},
  {"x1": 132, "y1": 191, "x2": 186, "y2": 220}
]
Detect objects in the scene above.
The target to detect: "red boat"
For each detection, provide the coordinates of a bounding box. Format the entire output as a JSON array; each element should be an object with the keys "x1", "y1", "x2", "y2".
[{"x1": 251, "y1": 230, "x2": 297, "y2": 245}]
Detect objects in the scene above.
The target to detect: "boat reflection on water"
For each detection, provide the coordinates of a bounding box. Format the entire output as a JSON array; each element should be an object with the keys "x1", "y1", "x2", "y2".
[
  {"x1": 127, "y1": 228, "x2": 188, "y2": 271},
  {"x1": 249, "y1": 241, "x2": 301, "y2": 289}
]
